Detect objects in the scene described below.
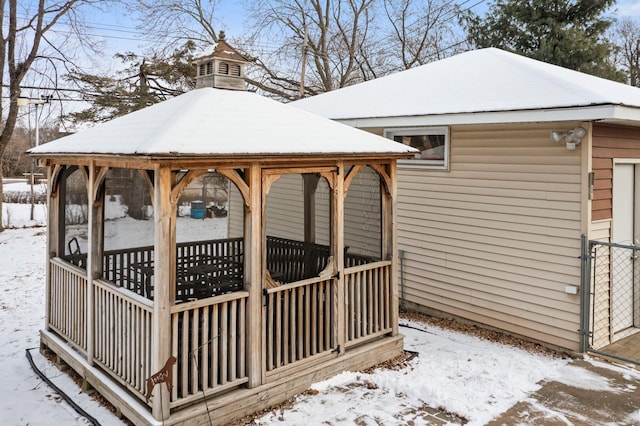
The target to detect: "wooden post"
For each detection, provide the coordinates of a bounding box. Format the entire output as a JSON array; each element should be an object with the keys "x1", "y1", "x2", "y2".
[
  {"x1": 333, "y1": 162, "x2": 345, "y2": 354},
  {"x1": 246, "y1": 163, "x2": 263, "y2": 387},
  {"x1": 86, "y1": 163, "x2": 96, "y2": 365},
  {"x1": 381, "y1": 162, "x2": 399, "y2": 336},
  {"x1": 45, "y1": 164, "x2": 59, "y2": 332},
  {"x1": 151, "y1": 165, "x2": 173, "y2": 420}
]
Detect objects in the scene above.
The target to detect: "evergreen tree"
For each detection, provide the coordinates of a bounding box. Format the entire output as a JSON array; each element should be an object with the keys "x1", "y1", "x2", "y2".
[
  {"x1": 67, "y1": 42, "x2": 197, "y2": 124},
  {"x1": 464, "y1": 0, "x2": 624, "y2": 81}
]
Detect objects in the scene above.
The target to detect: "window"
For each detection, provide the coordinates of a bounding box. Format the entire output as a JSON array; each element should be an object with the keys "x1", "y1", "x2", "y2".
[
  {"x1": 206, "y1": 61, "x2": 213, "y2": 75},
  {"x1": 230, "y1": 64, "x2": 241, "y2": 76},
  {"x1": 218, "y1": 62, "x2": 229, "y2": 74},
  {"x1": 385, "y1": 127, "x2": 449, "y2": 170},
  {"x1": 198, "y1": 63, "x2": 206, "y2": 76}
]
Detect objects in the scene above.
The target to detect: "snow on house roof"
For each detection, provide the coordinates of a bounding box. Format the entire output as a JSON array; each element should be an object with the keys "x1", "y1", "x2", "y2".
[
  {"x1": 293, "y1": 48, "x2": 640, "y2": 125},
  {"x1": 29, "y1": 88, "x2": 415, "y2": 157}
]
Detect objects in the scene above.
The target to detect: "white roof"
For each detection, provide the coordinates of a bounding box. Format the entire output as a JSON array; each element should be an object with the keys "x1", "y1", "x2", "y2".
[
  {"x1": 30, "y1": 88, "x2": 414, "y2": 157},
  {"x1": 293, "y1": 48, "x2": 640, "y2": 126}
]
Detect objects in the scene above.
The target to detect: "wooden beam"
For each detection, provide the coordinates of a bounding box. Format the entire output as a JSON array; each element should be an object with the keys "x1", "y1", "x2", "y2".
[
  {"x1": 170, "y1": 170, "x2": 205, "y2": 205},
  {"x1": 262, "y1": 166, "x2": 336, "y2": 176},
  {"x1": 86, "y1": 162, "x2": 105, "y2": 366},
  {"x1": 333, "y1": 162, "x2": 346, "y2": 355},
  {"x1": 151, "y1": 165, "x2": 173, "y2": 420},
  {"x1": 49, "y1": 164, "x2": 63, "y2": 198},
  {"x1": 92, "y1": 167, "x2": 109, "y2": 203},
  {"x1": 262, "y1": 174, "x2": 281, "y2": 198},
  {"x1": 370, "y1": 163, "x2": 392, "y2": 195},
  {"x1": 218, "y1": 168, "x2": 251, "y2": 209},
  {"x1": 45, "y1": 164, "x2": 60, "y2": 332},
  {"x1": 247, "y1": 163, "x2": 262, "y2": 387},
  {"x1": 137, "y1": 170, "x2": 155, "y2": 206},
  {"x1": 380, "y1": 161, "x2": 399, "y2": 336},
  {"x1": 343, "y1": 164, "x2": 365, "y2": 196}
]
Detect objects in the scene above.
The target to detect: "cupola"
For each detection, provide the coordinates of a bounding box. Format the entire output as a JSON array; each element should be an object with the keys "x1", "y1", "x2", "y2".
[{"x1": 194, "y1": 31, "x2": 249, "y2": 90}]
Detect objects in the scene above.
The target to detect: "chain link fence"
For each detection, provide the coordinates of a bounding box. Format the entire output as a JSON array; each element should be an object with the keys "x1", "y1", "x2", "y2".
[{"x1": 587, "y1": 240, "x2": 640, "y2": 365}]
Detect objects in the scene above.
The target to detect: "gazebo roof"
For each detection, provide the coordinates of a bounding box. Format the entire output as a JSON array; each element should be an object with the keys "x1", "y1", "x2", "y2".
[{"x1": 30, "y1": 88, "x2": 414, "y2": 158}]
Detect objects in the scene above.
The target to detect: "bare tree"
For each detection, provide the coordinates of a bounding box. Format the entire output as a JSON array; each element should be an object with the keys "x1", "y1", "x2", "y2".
[
  {"x1": 0, "y1": 0, "x2": 104, "y2": 232},
  {"x1": 127, "y1": 0, "x2": 465, "y2": 100},
  {"x1": 382, "y1": 0, "x2": 463, "y2": 71},
  {"x1": 244, "y1": 0, "x2": 377, "y2": 100},
  {"x1": 130, "y1": 0, "x2": 222, "y2": 50},
  {"x1": 614, "y1": 18, "x2": 640, "y2": 87}
]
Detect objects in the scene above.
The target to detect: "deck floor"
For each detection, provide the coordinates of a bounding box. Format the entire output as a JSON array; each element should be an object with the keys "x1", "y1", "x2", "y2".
[{"x1": 599, "y1": 330, "x2": 640, "y2": 364}]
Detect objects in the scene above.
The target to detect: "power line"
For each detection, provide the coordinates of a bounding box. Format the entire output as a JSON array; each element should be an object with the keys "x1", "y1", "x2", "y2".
[{"x1": 5, "y1": 83, "x2": 89, "y2": 95}]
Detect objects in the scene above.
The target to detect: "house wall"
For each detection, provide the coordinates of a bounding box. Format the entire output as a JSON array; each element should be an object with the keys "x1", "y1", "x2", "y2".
[
  {"x1": 588, "y1": 123, "x2": 640, "y2": 348},
  {"x1": 226, "y1": 123, "x2": 590, "y2": 349},
  {"x1": 229, "y1": 169, "x2": 382, "y2": 257},
  {"x1": 592, "y1": 123, "x2": 640, "y2": 221},
  {"x1": 228, "y1": 182, "x2": 243, "y2": 238},
  {"x1": 590, "y1": 219, "x2": 612, "y2": 348},
  {"x1": 343, "y1": 167, "x2": 382, "y2": 257},
  {"x1": 292, "y1": 167, "x2": 382, "y2": 257},
  {"x1": 265, "y1": 174, "x2": 306, "y2": 241},
  {"x1": 381, "y1": 123, "x2": 585, "y2": 350}
]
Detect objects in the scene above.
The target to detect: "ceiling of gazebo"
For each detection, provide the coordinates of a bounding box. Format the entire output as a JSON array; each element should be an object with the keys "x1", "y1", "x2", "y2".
[{"x1": 29, "y1": 88, "x2": 415, "y2": 158}]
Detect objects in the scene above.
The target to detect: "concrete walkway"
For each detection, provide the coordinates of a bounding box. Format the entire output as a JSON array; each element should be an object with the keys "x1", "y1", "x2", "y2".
[{"x1": 488, "y1": 358, "x2": 640, "y2": 425}]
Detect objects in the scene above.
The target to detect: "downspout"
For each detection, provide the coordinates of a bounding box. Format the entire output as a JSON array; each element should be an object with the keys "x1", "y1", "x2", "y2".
[
  {"x1": 399, "y1": 249, "x2": 405, "y2": 311},
  {"x1": 579, "y1": 234, "x2": 591, "y2": 353}
]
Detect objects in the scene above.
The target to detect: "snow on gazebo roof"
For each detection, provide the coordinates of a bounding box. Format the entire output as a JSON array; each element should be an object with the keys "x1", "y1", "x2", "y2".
[
  {"x1": 29, "y1": 88, "x2": 414, "y2": 157},
  {"x1": 294, "y1": 48, "x2": 640, "y2": 123}
]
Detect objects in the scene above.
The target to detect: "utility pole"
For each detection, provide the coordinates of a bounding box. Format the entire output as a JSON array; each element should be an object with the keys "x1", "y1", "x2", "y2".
[
  {"x1": 300, "y1": 23, "x2": 308, "y2": 99},
  {"x1": 17, "y1": 95, "x2": 51, "y2": 220}
]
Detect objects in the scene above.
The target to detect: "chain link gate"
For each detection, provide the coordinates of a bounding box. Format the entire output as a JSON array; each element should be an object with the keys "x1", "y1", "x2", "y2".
[{"x1": 583, "y1": 238, "x2": 640, "y2": 365}]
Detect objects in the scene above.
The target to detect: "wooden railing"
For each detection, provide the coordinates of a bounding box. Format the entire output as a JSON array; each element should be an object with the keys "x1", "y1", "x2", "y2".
[
  {"x1": 176, "y1": 237, "x2": 243, "y2": 269},
  {"x1": 49, "y1": 258, "x2": 88, "y2": 352},
  {"x1": 264, "y1": 276, "x2": 336, "y2": 372},
  {"x1": 345, "y1": 260, "x2": 392, "y2": 347},
  {"x1": 93, "y1": 280, "x2": 153, "y2": 400},
  {"x1": 266, "y1": 236, "x2": 331, "y2": 283},
  {"x1": 50, "y1": 237, "x2": 389, "y2": 406},
  {"x1": 102, "y1": 245, "x2": 154, "y2": 295},
  {"x1": 63, "y1": 237, "x2": 375, "y2": 297},
  {"x1": 170, "y1": 292, "x2": 249, "y2": 408}
]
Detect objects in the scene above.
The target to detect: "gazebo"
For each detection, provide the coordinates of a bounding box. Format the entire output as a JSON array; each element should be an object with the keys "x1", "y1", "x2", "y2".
[{"x1": 29, "y1": 87, "x2": 414, "y2": 425}]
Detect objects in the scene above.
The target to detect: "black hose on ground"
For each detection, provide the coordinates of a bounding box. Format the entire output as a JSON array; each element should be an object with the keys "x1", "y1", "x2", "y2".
[
  {"x1": 399, "y1": 322, "x2": 436, "y2": 335},
  {"x1": 25, "y1": 347, "x2": 102, "y2": 426}
]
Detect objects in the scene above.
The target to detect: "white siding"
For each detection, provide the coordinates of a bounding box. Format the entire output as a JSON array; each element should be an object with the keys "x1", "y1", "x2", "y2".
[
  {"x1": 266, "y1": 174, "x2": 305, "y2": 240},
  {"x1": 589, "y1": 219, "x2": 612, "y2": 349},
  {"x1": 344, "y1": 167, "x2": 381, "y2": 258},
  {"x1": 314, "y1": 178, "x2": 331, "y2": 246},
  {"x1": 394, "y1": 123, "x2": 584, "y2": 350},
  {"x1": 263, "y1": 170, "x2": 382, "y2": 257},
  {"x1": 228, "y1": 180, "x2": 244, "y2": 238}
]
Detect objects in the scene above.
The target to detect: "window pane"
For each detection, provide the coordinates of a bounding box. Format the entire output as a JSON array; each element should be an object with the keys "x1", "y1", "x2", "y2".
[{"x1": 394, "y1": 134, "x2": 445, "y2": 160}]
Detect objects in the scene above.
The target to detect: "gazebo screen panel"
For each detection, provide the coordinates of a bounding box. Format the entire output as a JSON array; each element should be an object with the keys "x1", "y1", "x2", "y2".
[
  {"x1": 101, "y1": 168, "x2": 155, "y2": 293},
  {"x1": 61, "y1": 167, "x2": 89, "y2": 268},
  {"x1": 174, "y1": 171, "x2": 243, "y2": 302}
]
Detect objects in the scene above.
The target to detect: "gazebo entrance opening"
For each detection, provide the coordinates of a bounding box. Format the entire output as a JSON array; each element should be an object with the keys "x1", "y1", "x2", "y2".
[{"x1": 59, "y1": 168, "x2": 246, "y2": 303}]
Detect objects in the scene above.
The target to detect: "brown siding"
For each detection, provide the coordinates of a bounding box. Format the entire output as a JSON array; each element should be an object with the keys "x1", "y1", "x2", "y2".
[{"x1": 592, "y1": 123, "x2": 640, "y2": 221}]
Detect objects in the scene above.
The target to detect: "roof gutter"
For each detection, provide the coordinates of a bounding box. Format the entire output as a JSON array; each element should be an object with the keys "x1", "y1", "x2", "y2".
[{"x1": 334, "y1": 104, "x2": 640, "y2": 128}]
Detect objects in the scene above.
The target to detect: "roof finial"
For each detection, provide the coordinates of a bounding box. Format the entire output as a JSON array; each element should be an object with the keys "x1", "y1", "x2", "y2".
[{"x1": 219, "y1": 30, "x2": 226, "y2": 41}]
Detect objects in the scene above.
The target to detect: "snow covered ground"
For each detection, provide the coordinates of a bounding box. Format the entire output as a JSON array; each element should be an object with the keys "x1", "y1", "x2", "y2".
[{"x1": 2, "y1": 182, "x2": 640, "y2": 425}]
